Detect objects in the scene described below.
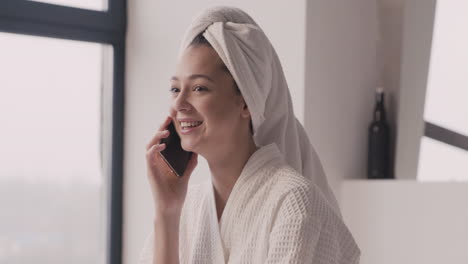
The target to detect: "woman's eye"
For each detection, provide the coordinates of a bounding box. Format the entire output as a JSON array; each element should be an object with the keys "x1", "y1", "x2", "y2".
[
  {"x1": 194, "y1": 86, "x2": 207, "y2": 92},
  {"x1": 170, "y1": 87, "x2": 180, "y2": 93}
]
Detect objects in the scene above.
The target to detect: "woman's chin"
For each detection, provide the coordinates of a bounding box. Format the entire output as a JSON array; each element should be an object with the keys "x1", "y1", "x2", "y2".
[{"x1": 181, "y1": 140, "x2": 196, "y2": 152}]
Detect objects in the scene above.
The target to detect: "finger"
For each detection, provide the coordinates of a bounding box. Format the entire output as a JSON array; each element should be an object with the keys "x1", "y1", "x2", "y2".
[
  {"x1": 146, "y1": 143, "x2": 166, "y2": 160},
  {"x1": 146, "y1": 130, "x2": 170, "y2": 151},
  {"x1": 153, "y1": 151, "x2": 178, "y2": 178},
  {"x1": 158, "y1": 115, "x2": 173, "y2": 131},
  {"x1": 145, "y1": 116, "x2": 172, "y2": 150},
  {"x1": 182, "y1": 153, "x2": 198, "y2": 179}
]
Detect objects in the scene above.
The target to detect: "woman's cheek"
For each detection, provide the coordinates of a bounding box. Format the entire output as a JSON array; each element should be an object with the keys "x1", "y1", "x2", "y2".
[{"x1": 168, "y1": 108, "x2": 177, "y2": 119}]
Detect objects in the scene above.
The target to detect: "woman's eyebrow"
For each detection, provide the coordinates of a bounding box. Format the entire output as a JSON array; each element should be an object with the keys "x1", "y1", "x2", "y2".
[{"x1": 170, "y1": 74, "x2": 214, "y2": 82}]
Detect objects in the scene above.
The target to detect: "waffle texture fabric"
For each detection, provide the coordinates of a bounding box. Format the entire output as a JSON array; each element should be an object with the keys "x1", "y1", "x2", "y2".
[{"x1": 139, "y1": 143, "x2": 360, "y2": 263}]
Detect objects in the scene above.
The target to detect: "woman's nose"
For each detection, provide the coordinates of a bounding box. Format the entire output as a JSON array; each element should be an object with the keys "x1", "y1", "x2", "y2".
[{"x1": 172, "y1": 93, "x2": 192, "y2": 112}]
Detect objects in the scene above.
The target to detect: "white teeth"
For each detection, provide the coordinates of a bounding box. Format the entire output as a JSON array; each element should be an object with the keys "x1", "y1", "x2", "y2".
[{"x1": 180, "y1": 121, "x2": 202, "y2": 128}]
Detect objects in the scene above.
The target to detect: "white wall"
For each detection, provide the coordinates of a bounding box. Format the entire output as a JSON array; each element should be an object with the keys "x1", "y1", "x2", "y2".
[
  {"x1": 124, "y1": 1, "x2": 306, "y2": 263},
  {"x1": 304, "y1": 0, "x2": 379, "y2": 201},
  {"x1": 395, "y1": 0, "x2": 437, "y2": 179},
  {"x1": 302, "y1": 0, "x2": 409, "y2": 196},
  {"x1": 341, "y1": 180, "x2": 468, "y2": 264}
]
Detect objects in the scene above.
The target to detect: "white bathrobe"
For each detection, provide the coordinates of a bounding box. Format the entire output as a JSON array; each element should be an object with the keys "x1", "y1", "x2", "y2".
[{"x1": 139, "y1": 143, "x2": 360, "y2": 263}]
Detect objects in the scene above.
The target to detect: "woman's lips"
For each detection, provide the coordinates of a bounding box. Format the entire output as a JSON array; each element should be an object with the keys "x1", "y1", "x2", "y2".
[{"x1": 179, "y1": 122, "x2": 202, "y2": 135}]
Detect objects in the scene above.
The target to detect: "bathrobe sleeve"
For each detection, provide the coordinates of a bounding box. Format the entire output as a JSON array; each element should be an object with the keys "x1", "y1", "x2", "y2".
[{"x1": 266, "y1": 185, "x2": 360, "y2": 264}]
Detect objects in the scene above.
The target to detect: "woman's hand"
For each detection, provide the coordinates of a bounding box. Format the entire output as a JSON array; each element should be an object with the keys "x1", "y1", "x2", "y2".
[{"x1": 145, "y1": 116, "x2": 198, "y2": 216}]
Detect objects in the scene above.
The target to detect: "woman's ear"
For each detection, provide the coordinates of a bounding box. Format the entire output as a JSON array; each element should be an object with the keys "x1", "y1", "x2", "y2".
[{"x1": 239, "y1": 97, "x2": 251, "y2": 119}]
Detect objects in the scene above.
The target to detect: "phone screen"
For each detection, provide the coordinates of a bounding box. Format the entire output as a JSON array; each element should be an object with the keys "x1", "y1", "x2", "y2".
[{"x1": 159, "y1": 121, "x2": 193, "y2": 177}]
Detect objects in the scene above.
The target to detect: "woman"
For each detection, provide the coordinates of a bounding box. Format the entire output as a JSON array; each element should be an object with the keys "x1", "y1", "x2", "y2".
[{"x1": 140, "y1": 6, "x2": 360, "y2": 264}]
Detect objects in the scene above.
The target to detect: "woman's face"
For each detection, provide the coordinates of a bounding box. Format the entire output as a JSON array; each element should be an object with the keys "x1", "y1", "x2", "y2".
[{"x1": 169, "y1": 44, "x2": 250, "y2": 155}]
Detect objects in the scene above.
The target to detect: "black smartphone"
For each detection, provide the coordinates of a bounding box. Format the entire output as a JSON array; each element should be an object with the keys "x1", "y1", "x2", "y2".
[{"x1": 159, "y1": 121, "x2": 193, "y2": 177}]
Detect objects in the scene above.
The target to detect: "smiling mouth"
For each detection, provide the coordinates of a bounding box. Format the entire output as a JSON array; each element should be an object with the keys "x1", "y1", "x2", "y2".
[{"x1": 180, "y1": 121, "x2": 203, "y2": 130}]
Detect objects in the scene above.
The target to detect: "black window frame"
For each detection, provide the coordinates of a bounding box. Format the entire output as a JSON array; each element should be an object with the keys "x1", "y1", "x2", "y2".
[
  {"x1": 424, "y1": 122, "x2": 468, "y2": 152},
  {"x1": 0, "y1": 1, "x2": 126, "y2": 264}
]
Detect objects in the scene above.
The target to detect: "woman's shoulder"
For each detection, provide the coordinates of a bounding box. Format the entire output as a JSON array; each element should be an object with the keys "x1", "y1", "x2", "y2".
[
  {"x1": 266, "y1": 163, "x2": 338, "y2": 219},
  {"x1": 268, "y1": 165, "x2": 361, "y2": 263},
  {"x1": 271, "y1": 163, "x2": 311, "y2": 189},
  {"x1": 265, "y1": 162, "x2": 313, "y2": 198}
]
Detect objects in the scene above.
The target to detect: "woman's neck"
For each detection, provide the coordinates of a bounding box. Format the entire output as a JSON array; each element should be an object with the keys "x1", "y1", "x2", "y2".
[{"x1": 206, "y1": 138, "x2": 258, "y2": 221}]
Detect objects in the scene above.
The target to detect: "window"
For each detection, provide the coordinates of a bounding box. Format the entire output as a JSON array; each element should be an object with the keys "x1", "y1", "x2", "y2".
[
  {"x1": 29, "y1": 0, "x2": 108, "y2": 11},
  {"x1": 418, "y1": 1, "x2": 468, "y2": 181},
  {"x1": 0, "y1": 1, "x2": 125, "y2": 263}
]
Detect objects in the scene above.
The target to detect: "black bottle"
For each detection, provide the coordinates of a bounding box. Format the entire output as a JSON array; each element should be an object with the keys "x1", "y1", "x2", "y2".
[{"x1": 367, "y1": 87, "x2": 391, "y2": 179}]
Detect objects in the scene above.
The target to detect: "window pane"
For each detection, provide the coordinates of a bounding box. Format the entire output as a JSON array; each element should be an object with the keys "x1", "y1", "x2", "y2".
[
  {"x1": 418, "y1": 137, "x2": 468, "y2": 181},
  {"x1": 28, "y1": 0, "x2": 107, "y2": 11},
  {"x1": 0, "y1": 32, "x2": 112, "y2": 263},
  {"x1": 424, "y1": 1, "x2": 468, "y2": 136}
]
